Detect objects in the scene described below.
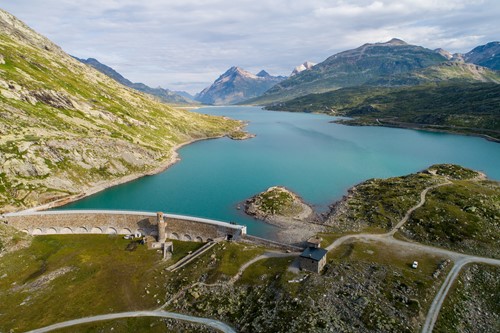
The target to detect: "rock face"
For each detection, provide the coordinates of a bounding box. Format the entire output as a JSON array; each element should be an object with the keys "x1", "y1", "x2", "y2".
[
  {"x1": 0, "y1": 8, "x2": 240, "y2": 212},
  {"x1": 74, "y1": 57, "x2": 195, "y2": 105},
  {"x1": 245, "y1": 186, "x2": 313, "y2": 225},
  {"x1": 195, "y1": 66, "x2": 286, "y2": 105},
  {"x1": 290, "y1": 61, "x2": 316, "y2": 76},
  {"x1": 464, "y1": 41, "x2": 500, "y2": 70}
]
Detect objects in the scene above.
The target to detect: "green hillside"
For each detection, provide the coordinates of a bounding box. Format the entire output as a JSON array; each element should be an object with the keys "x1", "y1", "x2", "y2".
[
  {"x1": 267, "y1": 82, "x2": 500, "y2": 141},
  {"x1": 0, "y1": 9, "x2": 240, "y2": 212}
]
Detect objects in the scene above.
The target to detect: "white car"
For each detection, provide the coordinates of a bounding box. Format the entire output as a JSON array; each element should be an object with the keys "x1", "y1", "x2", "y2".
[{"x1": 412, "y1": 261, "x2": 418, "y2": 269}]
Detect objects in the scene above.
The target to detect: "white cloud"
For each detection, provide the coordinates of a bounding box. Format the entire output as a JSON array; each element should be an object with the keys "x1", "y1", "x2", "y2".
[{"x1": 1, "y1": 0, "x2": 498, "y2": 94}]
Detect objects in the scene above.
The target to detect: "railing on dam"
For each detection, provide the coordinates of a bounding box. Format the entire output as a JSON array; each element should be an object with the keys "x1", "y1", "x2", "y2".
[{"x1": 2, "y1": 210, "x2": 247, "y2": 242}]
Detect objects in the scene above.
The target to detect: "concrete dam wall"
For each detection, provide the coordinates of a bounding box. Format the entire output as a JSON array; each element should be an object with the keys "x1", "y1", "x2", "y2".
[{"x1": 2, "y1": 210, "x2": 247, "y2": 242}]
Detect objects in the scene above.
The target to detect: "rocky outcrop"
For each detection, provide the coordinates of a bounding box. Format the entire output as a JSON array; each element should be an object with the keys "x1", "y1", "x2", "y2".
[
  {"x1": 290, "y1": 61, "x2": 316, "y2": 76},
  {"x1": 244, "y1": 186, "x2": 323, "y2": 245}
]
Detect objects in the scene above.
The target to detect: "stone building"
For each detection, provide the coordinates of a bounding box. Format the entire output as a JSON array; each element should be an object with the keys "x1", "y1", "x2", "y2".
[{"x1": 299, "y1": 247, "x2": 328, "y2": 273}]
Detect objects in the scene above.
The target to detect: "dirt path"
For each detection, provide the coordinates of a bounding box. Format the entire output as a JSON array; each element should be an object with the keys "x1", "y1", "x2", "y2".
[
  {"x1": 229, "y1": 251, "x2": 296, "y2": 284},
  {"x1": 388, "y1": 181, "x2": 452, "y2": 236},
  {"x1": 420, "y1": 258, "x2": 470, "y2": 333},
  {"x1": 24, "y1": 310, "x2": 236, "y2": 333}
]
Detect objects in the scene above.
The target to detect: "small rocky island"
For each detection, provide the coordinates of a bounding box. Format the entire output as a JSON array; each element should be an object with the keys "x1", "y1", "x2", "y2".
[{"x1": 245, "y1": 186, "x2": 323, "y2": 244}]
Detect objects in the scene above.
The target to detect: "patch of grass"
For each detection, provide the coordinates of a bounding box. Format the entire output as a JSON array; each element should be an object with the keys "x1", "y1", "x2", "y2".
[
  {"x1": 169, "y1": 240, "x2": 205, "y2": 264},
  {"x1": 238, "y1": 257, "x2": 293, "y2": 286},
  {"x1": 327, "y1": 170, "x2": 442, "y2": 233},
  {"x1": 0, "y1": 234, "x2": 165, "y2": 332},
  {"x1": 427, "y1": 164, "x2": 481, "y2": 180},
  {"x1": 208, "y1": 243, "x2": 265, "y2": 281},
  {"x1": 402, "y1": 179, "x2": 500, "y2": 258},
  {"x1": 256, "y1": 187, "x2": 297, "y2": 215}
]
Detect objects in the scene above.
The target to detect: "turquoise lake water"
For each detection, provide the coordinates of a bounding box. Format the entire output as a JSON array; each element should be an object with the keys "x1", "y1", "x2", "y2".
[{"x1": 59, "y1": 106, "x2": 500, "y2": 238}]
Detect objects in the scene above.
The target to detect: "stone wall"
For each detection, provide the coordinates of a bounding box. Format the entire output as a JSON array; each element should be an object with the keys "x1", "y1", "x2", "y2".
[{"x1": 2, "y1": 210, "x2": 246, "y2": 242}]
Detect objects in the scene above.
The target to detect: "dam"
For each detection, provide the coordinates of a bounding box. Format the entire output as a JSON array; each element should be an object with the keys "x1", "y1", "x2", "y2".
[{"x1": 1, "y1": 210, "x2": 247, "y2": 242}]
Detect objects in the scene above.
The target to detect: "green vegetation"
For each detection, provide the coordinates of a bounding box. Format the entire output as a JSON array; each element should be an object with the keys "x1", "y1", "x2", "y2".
[
  {"x1": 213, "y1": 243, "x2": 265, "y2": 279},
  {"x1": 324, "y1": 164, "x2": 500, "y2": 258},
  {"x1": 267, "y1": 82, "x2": 500, "y2": 140},
  {"x1": 0, "y1": 235, "x2": 204, "y2": 332},
  {"x1": 253, "y1": 187, "x2": 298, "y2": 216},
  {"x1": 327, "y1": 170, "x2": 442, "y2": 233},
  {"x1": 401, "y1": 179, "x2": 500, "y2": 258},
  {"x1": 427, "y1": 164, "x2": 482, "y2": 180},
  {"x1": 435, "y1": 264, "x2": 500, "y2": 332}
]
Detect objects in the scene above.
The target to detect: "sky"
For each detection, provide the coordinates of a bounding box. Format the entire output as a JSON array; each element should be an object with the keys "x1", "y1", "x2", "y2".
[{"x1": 2, "y1": 0, "x2": 499, "y2": 94}]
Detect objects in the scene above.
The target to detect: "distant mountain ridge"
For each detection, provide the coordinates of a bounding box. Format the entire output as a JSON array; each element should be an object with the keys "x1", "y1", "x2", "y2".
[
  {"x1": 248, "y1": 38, "x2": 448, "y2": 104},
  {"x1": 195, "y1": 66, "x2": 286, "y2": 105},
  {"x1": 74, "y1": 57, "x2": 195, "y2": 105},
  {"x1": 464, "y1": 41, "x2": 500, "y2": 70}
]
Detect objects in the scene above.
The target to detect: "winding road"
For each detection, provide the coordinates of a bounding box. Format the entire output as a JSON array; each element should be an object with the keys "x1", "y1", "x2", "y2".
[{"x1": 24, "y1": 310, "x2": 236, "y2": 333}]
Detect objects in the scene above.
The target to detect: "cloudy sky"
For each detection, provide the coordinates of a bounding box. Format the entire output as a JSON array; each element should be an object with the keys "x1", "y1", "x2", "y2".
[{"x1": 3, "y1": 0, "x2": 499, "y2": 94}]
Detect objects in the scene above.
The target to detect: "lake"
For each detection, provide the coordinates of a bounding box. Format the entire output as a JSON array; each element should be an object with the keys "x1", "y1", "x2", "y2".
[{"x1": 59, "y1": 106, "x2": 500, "y2": 238}]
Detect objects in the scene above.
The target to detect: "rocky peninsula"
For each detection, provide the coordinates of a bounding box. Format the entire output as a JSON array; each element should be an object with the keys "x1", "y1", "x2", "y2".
[{"x1": 244, "y1": 186, "x2": 323, "y2": 245}]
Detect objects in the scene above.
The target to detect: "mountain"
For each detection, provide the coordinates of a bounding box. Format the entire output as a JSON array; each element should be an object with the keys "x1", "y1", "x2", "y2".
[
  {"x1": 366, "y1": 61, "x2": 500, "y2": 86},
  {"x1": 247, "y1": 38, "x2": 447, "y2": 104},
  {"x1": 74, "y1": 57, "x2": 195, "y2": 105},
  {"x1": 290, "y1": 61, "x2": 316, "y2": 76},
  {"x1": 195, "y1": 66, "x2": 286, "y2": 105},
  {"x1": 173, "y1": 90, "x2": 195, "y2": 100},
  {"x1": 0, "y1": 9, "x2": 240, "y2": 212},
  {"x1": 464, "y1": 41, "x2": 500, "y2": 70}
]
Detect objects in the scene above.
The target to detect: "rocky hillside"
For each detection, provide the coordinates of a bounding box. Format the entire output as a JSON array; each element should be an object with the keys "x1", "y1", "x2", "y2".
[
  {"x1": 75, "y1": 57, "x2": 195, "y2": 105},
  {"x1": 249, "y1": 38, "x2": 447, "y2": 104},
  {"x1": 464, "y1": 41, "x2": 500, "y2": 70},
  {"x1": 367, "y1": 61, "x2": 500, "y2": 86},
  {"x1": 195, "y1": 66, "x2": 285, "y2": 105},
  {"x1": 0, "y1": 9, "x2": 241, "y2": 212}
]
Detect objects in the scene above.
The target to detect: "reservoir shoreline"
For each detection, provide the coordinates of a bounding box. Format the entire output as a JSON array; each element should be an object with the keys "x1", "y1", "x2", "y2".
[{"x1": 18, "y1": 131, "x2": 239, "y2": 214}]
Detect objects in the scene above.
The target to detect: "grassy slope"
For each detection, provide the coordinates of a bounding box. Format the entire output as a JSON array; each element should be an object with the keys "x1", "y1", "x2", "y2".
[
  {"x1": 0, "y1": 235, "x2": 205, "y2": 332},
  {"x1": 0, "y1": 15, "x2": 240, "y2": 212},
  {"x1": 325, "y1": 164, "x2": 500, "y2": 258},
  {"x1": 267, "y1": 82, "x2": 500, "y2": 140}
]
